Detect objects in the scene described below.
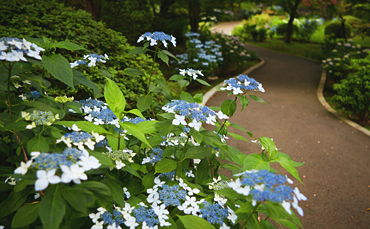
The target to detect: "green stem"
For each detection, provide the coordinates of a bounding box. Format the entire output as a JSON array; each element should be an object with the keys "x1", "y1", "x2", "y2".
[
  {"x1": 241, "y1": 203, "x2": 261, "y2": 229},
  {"x1": 7, "y1": 62, "x2": 13, "y2": 122},
  {"x1": 217, "y1": 97, "x2": 237, "y2": 135},
  {"x1": 146, "y1": 50, "x2": 157, "y2": 94},
  {"x1": 117, "y1": 124, "x2": 122, "y2": 150}
]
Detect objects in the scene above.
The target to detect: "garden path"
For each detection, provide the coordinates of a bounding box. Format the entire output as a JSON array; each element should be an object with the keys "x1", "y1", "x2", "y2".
[{"x1": 209, "y1": 22, "x2": 370, "y2": 228}]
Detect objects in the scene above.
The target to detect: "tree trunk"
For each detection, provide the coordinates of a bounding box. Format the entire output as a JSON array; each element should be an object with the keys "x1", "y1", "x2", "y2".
[
  {"x1": 285, "y1": 13, "x2": 295, "y2": 43},
  {"x1": 189, "y1": 0, "x2": 200, "y2": 32}
]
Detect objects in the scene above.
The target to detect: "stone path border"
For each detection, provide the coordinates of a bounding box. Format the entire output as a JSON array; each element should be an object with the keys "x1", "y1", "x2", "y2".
[
  {"x1": 201, "y1": 58, "x2": 266, "y2": 106},
  {"x1": 317, "y1": 70, "x2": 370, "y2": 137}
]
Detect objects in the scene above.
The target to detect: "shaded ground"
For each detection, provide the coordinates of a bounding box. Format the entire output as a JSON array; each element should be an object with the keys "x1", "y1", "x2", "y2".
[{"x1": 210, "y1": 22, "x2": 370, "y2": 228}]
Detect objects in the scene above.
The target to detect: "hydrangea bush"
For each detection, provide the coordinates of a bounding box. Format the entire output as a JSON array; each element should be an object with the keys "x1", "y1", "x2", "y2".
[{"x1": 0, "y1": 34, "x2": 306, "y2": 229}]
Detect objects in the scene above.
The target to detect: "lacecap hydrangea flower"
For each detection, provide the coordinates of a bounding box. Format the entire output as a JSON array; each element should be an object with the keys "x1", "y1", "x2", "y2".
[
  {"x1": 70, "y1": 53, "x2": 109, "y2": 68},
  {"x1": 221, "y1": 74, "x2": 265, "y2": 95},
  {"x1": 137, "y1": 32, "x2": 176, "y2": 48},
  {"x1": 0, "y1": 37, "x2": 44, "y2": 62},
  {"x1": 228, "y1": 169, "x2": 307, "y2": 216},
  {"x1": 179, "y1": 68, "x2": 203, "y2": 80},
  {"x1": 162, "y1": 100, "x2": 228, "y2": 131}
]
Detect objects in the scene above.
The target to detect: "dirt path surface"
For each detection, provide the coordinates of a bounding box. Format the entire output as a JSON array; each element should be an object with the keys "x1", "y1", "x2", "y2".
[{"x1": 209, "y1": 22, "x2": 370, "y2": 228}]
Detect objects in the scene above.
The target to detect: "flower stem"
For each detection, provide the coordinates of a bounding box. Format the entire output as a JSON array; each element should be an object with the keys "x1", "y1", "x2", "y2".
[
  {"x1": 241, "y1": 203, "x2": 260, "y2": 229},
  {"x1": 7, "y1": 62, "x2": 13, "y2": 122},
  {"x1": 13, "y1": 132, "x2": 28, "y2": 162},
  {"x1": 117, "y1": 124, "x2": 122, "y2": 150}
]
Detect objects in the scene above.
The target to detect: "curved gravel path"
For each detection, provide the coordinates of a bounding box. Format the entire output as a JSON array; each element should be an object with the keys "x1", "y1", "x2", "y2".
[{"x1": 210, "y1": 22, "x2": 370, "y2": 228}]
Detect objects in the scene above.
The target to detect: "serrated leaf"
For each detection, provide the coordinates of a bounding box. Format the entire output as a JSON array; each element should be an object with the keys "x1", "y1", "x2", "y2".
[
  {"x1": 5, "y1": 121, "x2": 28, "y2": 131},
  {"x1": 249, "y1": 95, "x2": 266, "y2": 104},
  {"x1": 259, "y1": 137, "x2": 276, "y2": 156},
  {"x1": 240, "y1": 95, "x2": 249, "y2": 110},
  {"x1": 128, "y1": 47, "x2": 148, "y2": 55},
  {"x1": 0, "y1": 187, "x2": 32, "y2": 218},
  {"x1": 196, "y1": 78, "x2": 211, "y2": 86},
  {"x1": 275, "y1": 156, "x2": 302, "y2": 183},
  {"x1": 195, "y1": 159, "x2": 209, "y2": 184},
  {"x1": 122, "y1": 68, "x2": 144, "y2": 76},
  {"x1": 180, "y1": 91, "x2": 193, "y2": 103},
  {"x1": 178, "y1": 80, "x2": 189, "y2": 88},
  {"x1": 161, "y1": 50, "x2": 177, "y2": 60},
  {"x1": 42, "y1": 54, "x2": 73, "y2": 88},
  {"x1": 221, "y1": 100, "x2": 237, "y2": 117},
  {"x1": 183, "y1": 147, "x2": 212, "y2": 160},
  {"x1": 54, "y1": 121, "x2": 110, "y2": 135},
  {"x1": 27, "y1": 135, "x2": 49, "y2": 153},
  {"x1": 178, "y1": 215, "x2": 215, "y2": 229},
  {"x1": 158, "y1": 50, "x2": 169, "y2": 66},
  {"x1": 189, "y1": 128, "x2": 203, "y2": 144},
  {"x1": 73, "y1": 69, "x2": 101, "y2": 94},
  {"x1": 78, "y1": 181, "x2": 112, "y2": 209},
  {"x1": 120, "y1": 122, "x2": 151, "y2": 147},
  {"x1": 229, "y1": 123, "x2": 253, "y2": 137},
  {"x1": 39, "y1": 184, "x2": 66, "y2": 229},
  {"x1": 22, "y1": 100, "x2": 59, "y2": 114},
  {"x1": 89, "y1": 151, "x2": 114, "y2": 167},
  {"x1": 193, "y1": 93, "x2": 203, "y2": 104},
  {"x1": 154, "y1": 78, "x2": 171, "y2": 94},
  {"x1": 54, "y1": 41, "x2": 86, "y2": 51},
  {"x1": 105, "y1": 78, "x2": 126, "y2": 120},
  {"x1": 126, "y1": 108, "x2": 145, "y2": 119},
  {"x1": 102, "y1": 179, "x2": 126, "y2": 207},
  {"x1": 228, "y1": 132, "x2": 249, "y2": 141},
  {"x1": 280, "y1": 219, "x2": 299, "y2": 229},
  {"x1": 169, "y1": 74, "x2": 184, "y2": 81},
  {"x1": 61, "y1": 187, "x2": 87, "y2": 214},
  {"x1": 137, "y1": 95, "x2": 152, "y2": 112},
  {"x1": 243, "y1": 154, "x2": 270, "y2": 171},
  {"x1": 12, "y1": 202, "x2": 39, "y2": 228},
  {"x1": 155, "y1": 159, "x2": 178, "y2": 174}
]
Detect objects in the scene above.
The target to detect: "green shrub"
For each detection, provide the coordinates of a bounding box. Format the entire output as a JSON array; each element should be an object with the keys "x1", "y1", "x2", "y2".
[
  {"x1": 324, "y1": 21, "x2": 352, "y2": 40},
  {"x1": 331, "y1": 55, "x2": 370, "y2": 121},
  {"x1": 250, "y1": 13, "x2": 271, "y2": 27},
  {"x1": 0, "y1": 0, "x2": 165, "y2": 109},
  {"x1": 276, "y1": 23, "x2": 299, "y2": 37}
]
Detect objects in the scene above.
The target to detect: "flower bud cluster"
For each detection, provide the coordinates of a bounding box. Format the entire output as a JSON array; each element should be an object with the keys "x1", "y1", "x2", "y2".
[
  {"x1": 55, "y1": 95, "x2": 74, "y2": 103},
  {"x1": 0, "y1": 37, "x2": 44, "y2": 62},
  {"x1": 22, "y1": 110, "x2": 60, "y2": 129}
]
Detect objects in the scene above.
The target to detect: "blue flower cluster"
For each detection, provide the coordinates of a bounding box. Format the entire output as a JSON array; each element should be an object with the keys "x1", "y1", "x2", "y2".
[
  {"x1": 78, "y1": 98, "x2": 106, "y2": 109},
  {"x1": 200, "y1": 201, "x2": 228, "y2": 225},
  {"x1": 28, "y1": 110, "x2": 58, "y2": 126},
  {"x1": 95, "y1": 139, "x2": 108, "y2": 148},
  {"x1": 158, "y1": 185, "x2": 186, "y2": 207},
  {"x1": 100, "y1": 209, "x2": 124, "y2": 226},
  {"x1": 142, "y1": 147, "x2": 163, "y2": 164},
  {"x1": 240, "y1": 170, "x2": 293, "y2": 203},
  {"x1": 26, "y1": 91, "x2": 41, "y2": 100},
  {"x1": 221, "y1": 74, "x2": 265, "y2": 95},
  {"x1": 162, "y1": 100, "x2": 216, "y2": 121},
  {"x1": 64, "y1": 131, "x2": 93, "y2": 143},
  {"x1": 137, "y1": 31, "x2": 176, "y2": 48},
  {"x1": 70, "y1": 53, "x2": 108, "y2": 68},
  {"x1": 0, "y1": 37, "x2": 44, "y2": 62},
  {"x1": 185, "y1": 32, "x2": 200, "y2": 37},
  {"x1": 133, "y1": 206, "x2": 159, "y2": 227},
  {"x1": 158, "y1": 170, "x2": 176, "y2": 180},
  {"x1": 33, "y1": 148, "x2": 82, "y2": 171}
]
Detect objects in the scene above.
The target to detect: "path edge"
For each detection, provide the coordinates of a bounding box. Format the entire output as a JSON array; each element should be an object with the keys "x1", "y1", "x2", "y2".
[
  {"x1": 202, "y1": 58, "x2": 266, "y2": 106},
  {"x1": 317, "y1": 70, "x2": 370, "y2": 137}
]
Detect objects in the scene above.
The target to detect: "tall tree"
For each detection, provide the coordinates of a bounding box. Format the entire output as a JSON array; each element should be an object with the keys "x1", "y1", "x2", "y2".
[{"x1": 276, "y1": 0, "x2": 303, "y2": 43}]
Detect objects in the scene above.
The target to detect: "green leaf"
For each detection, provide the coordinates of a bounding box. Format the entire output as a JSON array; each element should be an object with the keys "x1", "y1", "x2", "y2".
[
  {"x1": 61, "y1": 187, "x2": 87, "y2": 214},
  {"x1": 228, "y1": 132, "x2": 249, "y2": 141},
  {"x1": 105, "y1": 78, "x2": 126, "y2": 120},
  {"x1": 27, "y1": 135, "x2": 49, "y2": 153},
  {"x1": 169, "y1": 74, "x2": 184, "y2": 81},
  {"x1": 5, "y1": 121, "x2": 28, "y2": 131},
  {"x1": 102, "y1": 179, "x2": 126, "y2": 207},
  {"x1": 216, "y1": 188, "x2": 247, "y2": 201},
  {"x1": 240, "y1": 96, "x2": 249, "y2": 110},
  {"x1": 178, "y1": 215, "x2": 215, "y2": 229},
  {"x1": 99, "y1": 69, "x2": 111, "y2": 78},
  {"x1": 123, "y1": 164, "x2": 142, "y2": 179},
  {"x1": 189, "y1": 128, "x2": 203, "y2": 144},
  {"x1": 73, "y1": 69, "x2": 101, "y2": 95},
  {"x1": 228, "y1": 145, "x2": 245, "y2": 166},
  {"x1": 221, "y1": 100, "x2": 237, "y2": 117},
  {"x1": 42, "y1": 54, "x2": 74, "y2": 88},
  {"x1": 54, "y1": 41, "x2": 86, "y2": 51},
  {"x1": 183, "y1": 147, "x2": 212, "y2": 160},
  {"x1": 120, "y1": 122, "x2": 151, "y2": 147},
  {"x1": 137, "y1": 95, "x2": 153, "y2": 112},
  {"x1": 280, "y1": 219, "x2": 299, "y2": 229},
  {"x1": 78, "y1": 181, "x2": 112, "y2": 209},
  {"x1": 259, "y1": 137, "x2": 276, "y2": 156},
  {"x1": 0, "y1": 187, "x2": 32, "y2": 218},
  {"x1": 155, "y1": 159, "x2": 178, "y2": 174},
  {"x1": 136, "y1": 120, "x2": 157, "y2": 134},
  {"x1": 106, "y1": 135, "x2": 125, "y2": 151},
  {"x1": 195, "y1": 78, "x2": 211, "y2": 86},
  {"x1": 141, "y1": 135, "x2": 164, "y2": 148},
  {"x1": 243, "y1": 154, "x2": 270, "y2": 171},
  {"x1": 39, "y1": 184, "x2": 66, "y2": 229},
  {"x1": 89, "y1": 151, "x2": 114, "y2": 167},
  {"x1": 195, "y1": 159, "x2": 209, "y2": 184},
  {"x1": 161, "y1": 50, "x2": 177, "y2": 60},
  {"x1": 142, "y1": 172, "x2": 155, "y2": 190},
  {"x1": 275, "y1": 156, "x2": 302, "y2": 183},
  {"x1": 12, "y1": 202, "x2": 39, "y2": 228},
  {"x1": 193, "y1": 93, "x2": 203, "y2": 104},
  {"x1": 249, "y1": 95, "x2": 266, "y2": 104},
  {"x1": 128, "y1": 47, "x2": 148, "y2": 55},
  {"x1": 54, "y1": 121, "x2": 110, "y2": 135},
  {"x1": 180, "y1": 91, "x2": 193, "y2": 103},
  {"x1": 122, "y1": 68, "x2": 144, "y2": 76},
  {"x1": 178, "y1": 80, "x2": 189, "y2": 88},
  {"x1": 22, "y1": 100, "x2": 59, "y2": 114},
  {"x1": 220, "y1": 163, "x2": 240, "y2": 171},
  {"x1": 126, "y1": 109, "x2": 145, "y2": 119},
  {"x1": 229, "y1": 123, "x2": 253, "y2": 137},
  {"x1": 154, "y1": 78, "x2": 171, "y2": 94},
  {"x1": 158, "y1": 50, "x2": 169, "y2": 66}
]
